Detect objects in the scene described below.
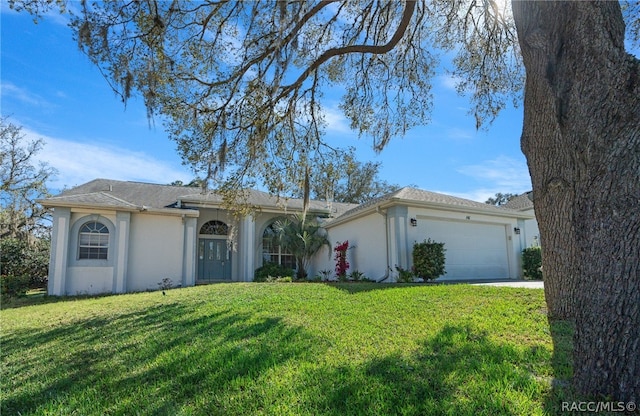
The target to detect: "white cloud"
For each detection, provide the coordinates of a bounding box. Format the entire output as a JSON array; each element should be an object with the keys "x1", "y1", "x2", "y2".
[
  {"x1": 322, "y1": 105, "x2": 353, "y2": 134},
  {"x1": 439, "y1": 74, "x2": 463, "y2": 91},
  {"x1": 446, "y1": 127, "x2": 473, "y2": 140},
  {"x1": 0, "y1": 1, "x2": 70, "y2": 25},
  {"x1": 21, "y1": 128, "x2": 191, "y2": 190},
  {"x1": 1, "y1": 82, "x2": 54, "y2": 109},
  {"x1": 441, "y1": 155, "x2": 531, "y2": 202},
  {"x1": 457, "y1": 155, "x2": 530, "y2": 188}
]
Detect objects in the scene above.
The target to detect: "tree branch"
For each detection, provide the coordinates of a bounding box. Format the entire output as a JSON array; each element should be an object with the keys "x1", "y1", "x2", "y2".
[{"x1": 277, "y1": 0, "x2": 417, "y2": 100}]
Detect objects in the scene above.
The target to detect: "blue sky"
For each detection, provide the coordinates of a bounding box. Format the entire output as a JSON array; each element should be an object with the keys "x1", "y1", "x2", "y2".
[{"x1": 1, "y1": 5, "x2": 530, "y2": 202}]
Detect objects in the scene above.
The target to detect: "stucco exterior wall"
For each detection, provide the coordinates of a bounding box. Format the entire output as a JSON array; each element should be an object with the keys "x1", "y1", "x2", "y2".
[
  {"x1": 314, "y1": 212, "x2": 387, "y2": 281},
  {"x1": 127, "y1": 213, "x2": 185, "y2": 292},
  {"x1": 315, "y1": 205, "x2": 527, "y2": 282},
  {"x1": 62, "y1": 212, "x2": 118, "y2": 295},
  {"x1": 46, "y1": 187, "x2": 534, "y2": 295},
  {"x1": 66, "y1": 267, "x2": 114, "y2": 295},
  {"x1": 521, "y1": 209, "x2": 541, "y2": 248}
]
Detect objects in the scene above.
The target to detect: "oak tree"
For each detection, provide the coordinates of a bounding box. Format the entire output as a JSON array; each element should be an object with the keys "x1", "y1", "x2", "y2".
[
  {"x1": 295, "y1": 147, "x2": 400, "y2": 204},
  {"x1": 484, "y1": 192, "x2": 517, "y2": 206},
  {"x1": 0, "y1": 119, "x2": 56, "y2": 240},
  {"x1": 0, "y1": 119, "x2": 56, "y2": 291}
]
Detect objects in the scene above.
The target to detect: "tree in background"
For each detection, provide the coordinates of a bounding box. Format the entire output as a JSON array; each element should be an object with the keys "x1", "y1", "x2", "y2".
[
  {"x1": 169, "y1": 178, "x2": 205, "y2": 188},
  {"x1": 11, "y1": 0, "x2": 640, "y2": 400},
  {"x1": 1, "y1": 119, "x2": 56, "y2": 294},
  {"x1": 174, "y1": 148, "x2": 399, "y2": 204},
  {"x1": 484, "y1": 192, "x2": 517, "y2": 206},
  {"x1": 1, "y1": 119, "x2": 56, "y2": 240},
  {"x1": 297, "y1": 147, "x2": 400, "y2": 204}
]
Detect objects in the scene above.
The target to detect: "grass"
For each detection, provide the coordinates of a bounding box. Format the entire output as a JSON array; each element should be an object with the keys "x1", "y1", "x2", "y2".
[{"x1": 1, "y1": 283, "x2": 573, "y2": 415}]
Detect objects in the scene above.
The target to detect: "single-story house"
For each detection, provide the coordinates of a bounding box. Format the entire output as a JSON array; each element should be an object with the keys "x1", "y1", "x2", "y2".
[{"x1": 40, "y1": 178, "x2": 539, "y2": 296}]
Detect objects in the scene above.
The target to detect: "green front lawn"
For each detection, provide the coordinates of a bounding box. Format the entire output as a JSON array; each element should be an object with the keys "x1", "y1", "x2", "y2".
[{"x1": 1, "y1": 283, "x2": 572, "y2": 415}]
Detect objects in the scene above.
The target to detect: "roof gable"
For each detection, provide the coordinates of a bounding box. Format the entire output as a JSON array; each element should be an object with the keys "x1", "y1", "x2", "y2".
[
  {"x1": 328, "y1": 186, "x2": 535, "y2": 226},
  {"x1": 43, "y1": 191, "x2": 140, "y2": 209},
  {"x1": 503, "y1": 192, "x2": 534, "y2": 211},
  {"x1": 338, "y1": 187, "x2": 513, "y2": 217},
  {"x1": 47, "y1": 179, "x2": 193, "y2": 209}
]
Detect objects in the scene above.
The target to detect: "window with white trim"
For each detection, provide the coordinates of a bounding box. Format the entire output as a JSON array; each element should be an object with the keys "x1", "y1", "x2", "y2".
[
  {"x1": 78, "y1": 221, "x2": 109, "y2": 260},
  {"x1": 262, "y1": 222, "x2": 295, "y2": 269},
  {"x1": 200, "y1": 220, "x2": 229, "y2": 235}
]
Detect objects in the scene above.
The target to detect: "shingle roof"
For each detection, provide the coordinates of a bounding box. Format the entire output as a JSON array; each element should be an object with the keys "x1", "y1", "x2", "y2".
[
  {"x1": 41, "y1": 179, "x2": 531, "y2": 221},
  {"x1": 181, "y1": 189, "x2": 356, "y2": 217},
  {"x1": 43, "y1": 191, "x2": 140, "y2": 209},
  {"x1": 43, "y1": 179, "x2": 187, "y2": 209},
  {"x1": 336, "y1": 186, "x2": 516, "y2": 220},
  {"x1": 41, "y1": 178, "x2": 357, "y2": 216},
  {"x1": 503, "y1": 191, "x2": 534, "y2": 211}
]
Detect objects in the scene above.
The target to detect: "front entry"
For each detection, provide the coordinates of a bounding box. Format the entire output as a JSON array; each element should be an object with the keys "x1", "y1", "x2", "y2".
[{"x1": 198, "y1": 239, "x2": 232, "y2": 281}]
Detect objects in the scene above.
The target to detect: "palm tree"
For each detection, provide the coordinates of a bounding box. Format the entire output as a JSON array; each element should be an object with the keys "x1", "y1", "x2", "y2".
[{"x1": 270, "y1": 214, "x2": 330, "y2": 280}]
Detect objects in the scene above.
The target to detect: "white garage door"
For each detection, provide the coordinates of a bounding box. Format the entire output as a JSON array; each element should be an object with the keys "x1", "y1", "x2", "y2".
[{"x1": 416, "y1": 219, "x2": 510, "y2": 280}]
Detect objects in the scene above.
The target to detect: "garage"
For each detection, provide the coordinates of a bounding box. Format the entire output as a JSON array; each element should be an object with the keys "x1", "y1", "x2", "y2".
[{"x1": 416, "y1": 219, "x2": 510, "y2": 280}]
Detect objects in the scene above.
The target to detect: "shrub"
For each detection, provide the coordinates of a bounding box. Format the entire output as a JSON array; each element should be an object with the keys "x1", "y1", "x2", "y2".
[
  {"x1": 1, "y1": 274, "x2": 30, "y2": 299},
  {"x1": 157, "y1": 278, "x2": 174, "y2": 290},
  {"x1": 395, "y1": 265, "x2": 415, "y2": 283},
  {"x1": 254, "y1": 262, "x2": 295, "y2": 282},
  {"x1": 337, "y1": 273, "x2": 349, "y2": 282},
  {"x1": 315, "y1": 269, "x2": 333, "y2": 281},
  {"x1": 0, "y1": 237, "x2": 49, "y2": 289},
  {"x1": 349, "y1": 270, "x2": 365, "y2": 281},
  {"x1": 334, "y1": 240, "x2": 349, "y2": 279},
  {"x1": 522, "y1": 247, "x2": 543, "y2": 280},
  {"x1": 412, "y1": 239, "x2": 446, "y2": 280},
  {"x1": 264, "y1": 276, "x2": 293, "y2": 283}
]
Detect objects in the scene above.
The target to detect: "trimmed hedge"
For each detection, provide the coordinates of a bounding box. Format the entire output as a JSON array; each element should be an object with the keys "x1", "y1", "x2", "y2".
[
  {"x1": 254, "y1": 262, "x2": 295, "y2": 282},
  {"x1": 522, "y1": 246, "x2": 543, "y2": 280},
  {"x1": 412, "y1": 239, "x2": 446, "y2": 280}
]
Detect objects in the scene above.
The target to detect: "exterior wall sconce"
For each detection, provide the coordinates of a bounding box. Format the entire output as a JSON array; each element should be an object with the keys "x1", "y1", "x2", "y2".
[
  {"x1": 514, "y1": 227, "x2": 521, "y2": 234},
  {"x1": 410, "y1": 218, "x2": 417, "y2": 227}
]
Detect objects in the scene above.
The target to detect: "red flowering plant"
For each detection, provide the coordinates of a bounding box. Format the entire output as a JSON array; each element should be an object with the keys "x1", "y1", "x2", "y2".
[{"x1": 334, "y1": 240, "x2": 350, "y2": 280}]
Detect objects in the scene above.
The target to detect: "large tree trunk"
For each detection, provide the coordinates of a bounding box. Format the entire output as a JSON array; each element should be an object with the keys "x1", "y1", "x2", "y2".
[{"x1": 512, "y1": 1, "x2": 640, "y2": 401}]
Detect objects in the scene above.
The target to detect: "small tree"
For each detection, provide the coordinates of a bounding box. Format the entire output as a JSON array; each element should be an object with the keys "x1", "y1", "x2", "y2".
[
  {"x1": 270, "y1": 214, "x2": 330, "y2": 280},
  {"x1": 412, "y1": 239, "x2": 446, "y2": 281}
]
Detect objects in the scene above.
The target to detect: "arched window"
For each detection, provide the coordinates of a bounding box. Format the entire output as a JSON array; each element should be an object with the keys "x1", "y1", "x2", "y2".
[
  {"x1": 200, "y1": 220, "x2": 229, "y2": 235},
  {"x1": 78, "y1": 221, "x2": 109, "y2": 260},
  {"x1": 262, "y1": 222, "x2": 295, "y2": 269}
]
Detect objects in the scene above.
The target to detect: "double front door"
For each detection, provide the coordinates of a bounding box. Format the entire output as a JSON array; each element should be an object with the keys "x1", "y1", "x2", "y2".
[{"x1": 198, "y1": 239, "x2": 232, "y2": 281}]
